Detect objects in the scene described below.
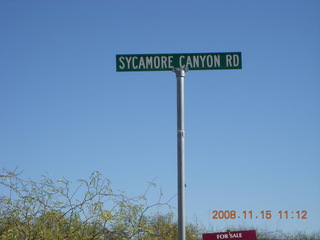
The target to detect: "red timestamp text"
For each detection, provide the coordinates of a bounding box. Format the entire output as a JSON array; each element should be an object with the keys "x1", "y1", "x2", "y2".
[{"x1": 212, "y1": 210, "x2": 308, "y2": 220}]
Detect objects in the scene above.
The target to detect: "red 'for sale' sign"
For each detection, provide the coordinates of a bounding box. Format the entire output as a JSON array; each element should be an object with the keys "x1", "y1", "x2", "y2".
[{"x1": 203, "y1": 230, "x2": 257, "y2": 240}]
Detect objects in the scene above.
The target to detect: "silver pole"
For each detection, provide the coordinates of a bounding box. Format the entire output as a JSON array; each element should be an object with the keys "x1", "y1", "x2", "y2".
[{"x1": 173, "y1": 67, "x2": 187, "y2": 240}]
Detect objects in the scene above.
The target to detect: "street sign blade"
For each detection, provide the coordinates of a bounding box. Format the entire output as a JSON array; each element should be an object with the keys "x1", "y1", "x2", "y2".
[{"x1": 116, "y1": 52, "x2": 242, "y2": 72}]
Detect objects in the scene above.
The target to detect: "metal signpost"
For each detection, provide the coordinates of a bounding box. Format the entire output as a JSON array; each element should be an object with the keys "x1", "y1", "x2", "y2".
[{"x1": 116, "y1": 52, "x2": 242, "y2": 240}]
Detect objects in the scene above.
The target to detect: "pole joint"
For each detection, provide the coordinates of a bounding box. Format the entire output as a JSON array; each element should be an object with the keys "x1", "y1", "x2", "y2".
[{"x1": 172, "y1": 68, "x2": 188, "y2": 78}]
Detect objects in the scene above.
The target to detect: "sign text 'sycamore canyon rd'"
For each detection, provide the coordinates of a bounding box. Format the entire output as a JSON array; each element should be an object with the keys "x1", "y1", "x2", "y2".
[{"x1": 116, "y1": 52, "x2": 242, "y2": 71}]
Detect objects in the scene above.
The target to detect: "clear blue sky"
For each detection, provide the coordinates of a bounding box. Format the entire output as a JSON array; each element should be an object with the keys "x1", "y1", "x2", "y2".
[{"x1": 1, "y1": 0, "x2": 319, "y2": 235}]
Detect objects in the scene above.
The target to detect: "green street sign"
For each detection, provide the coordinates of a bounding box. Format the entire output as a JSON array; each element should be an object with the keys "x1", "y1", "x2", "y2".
[{"x1": 116, "y1": 52, "x2": 242, "y2": 72}]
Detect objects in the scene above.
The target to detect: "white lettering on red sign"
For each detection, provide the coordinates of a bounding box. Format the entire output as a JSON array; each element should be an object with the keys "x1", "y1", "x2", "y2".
[
  {"x1": 216, "y1": 232, "x2": 243, "y2": 239},
  {"x1": 217, "y1": 234, "x2": 229, "y2": 239}
]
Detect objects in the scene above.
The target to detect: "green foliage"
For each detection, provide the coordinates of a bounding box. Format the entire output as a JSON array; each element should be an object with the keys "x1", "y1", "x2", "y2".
[
  {"x1": 1, "y1": 168, "x2": 319, "y2": 240},
  {"x1": 0, "y1": 169, "x2": 202, "y2": 240}
]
